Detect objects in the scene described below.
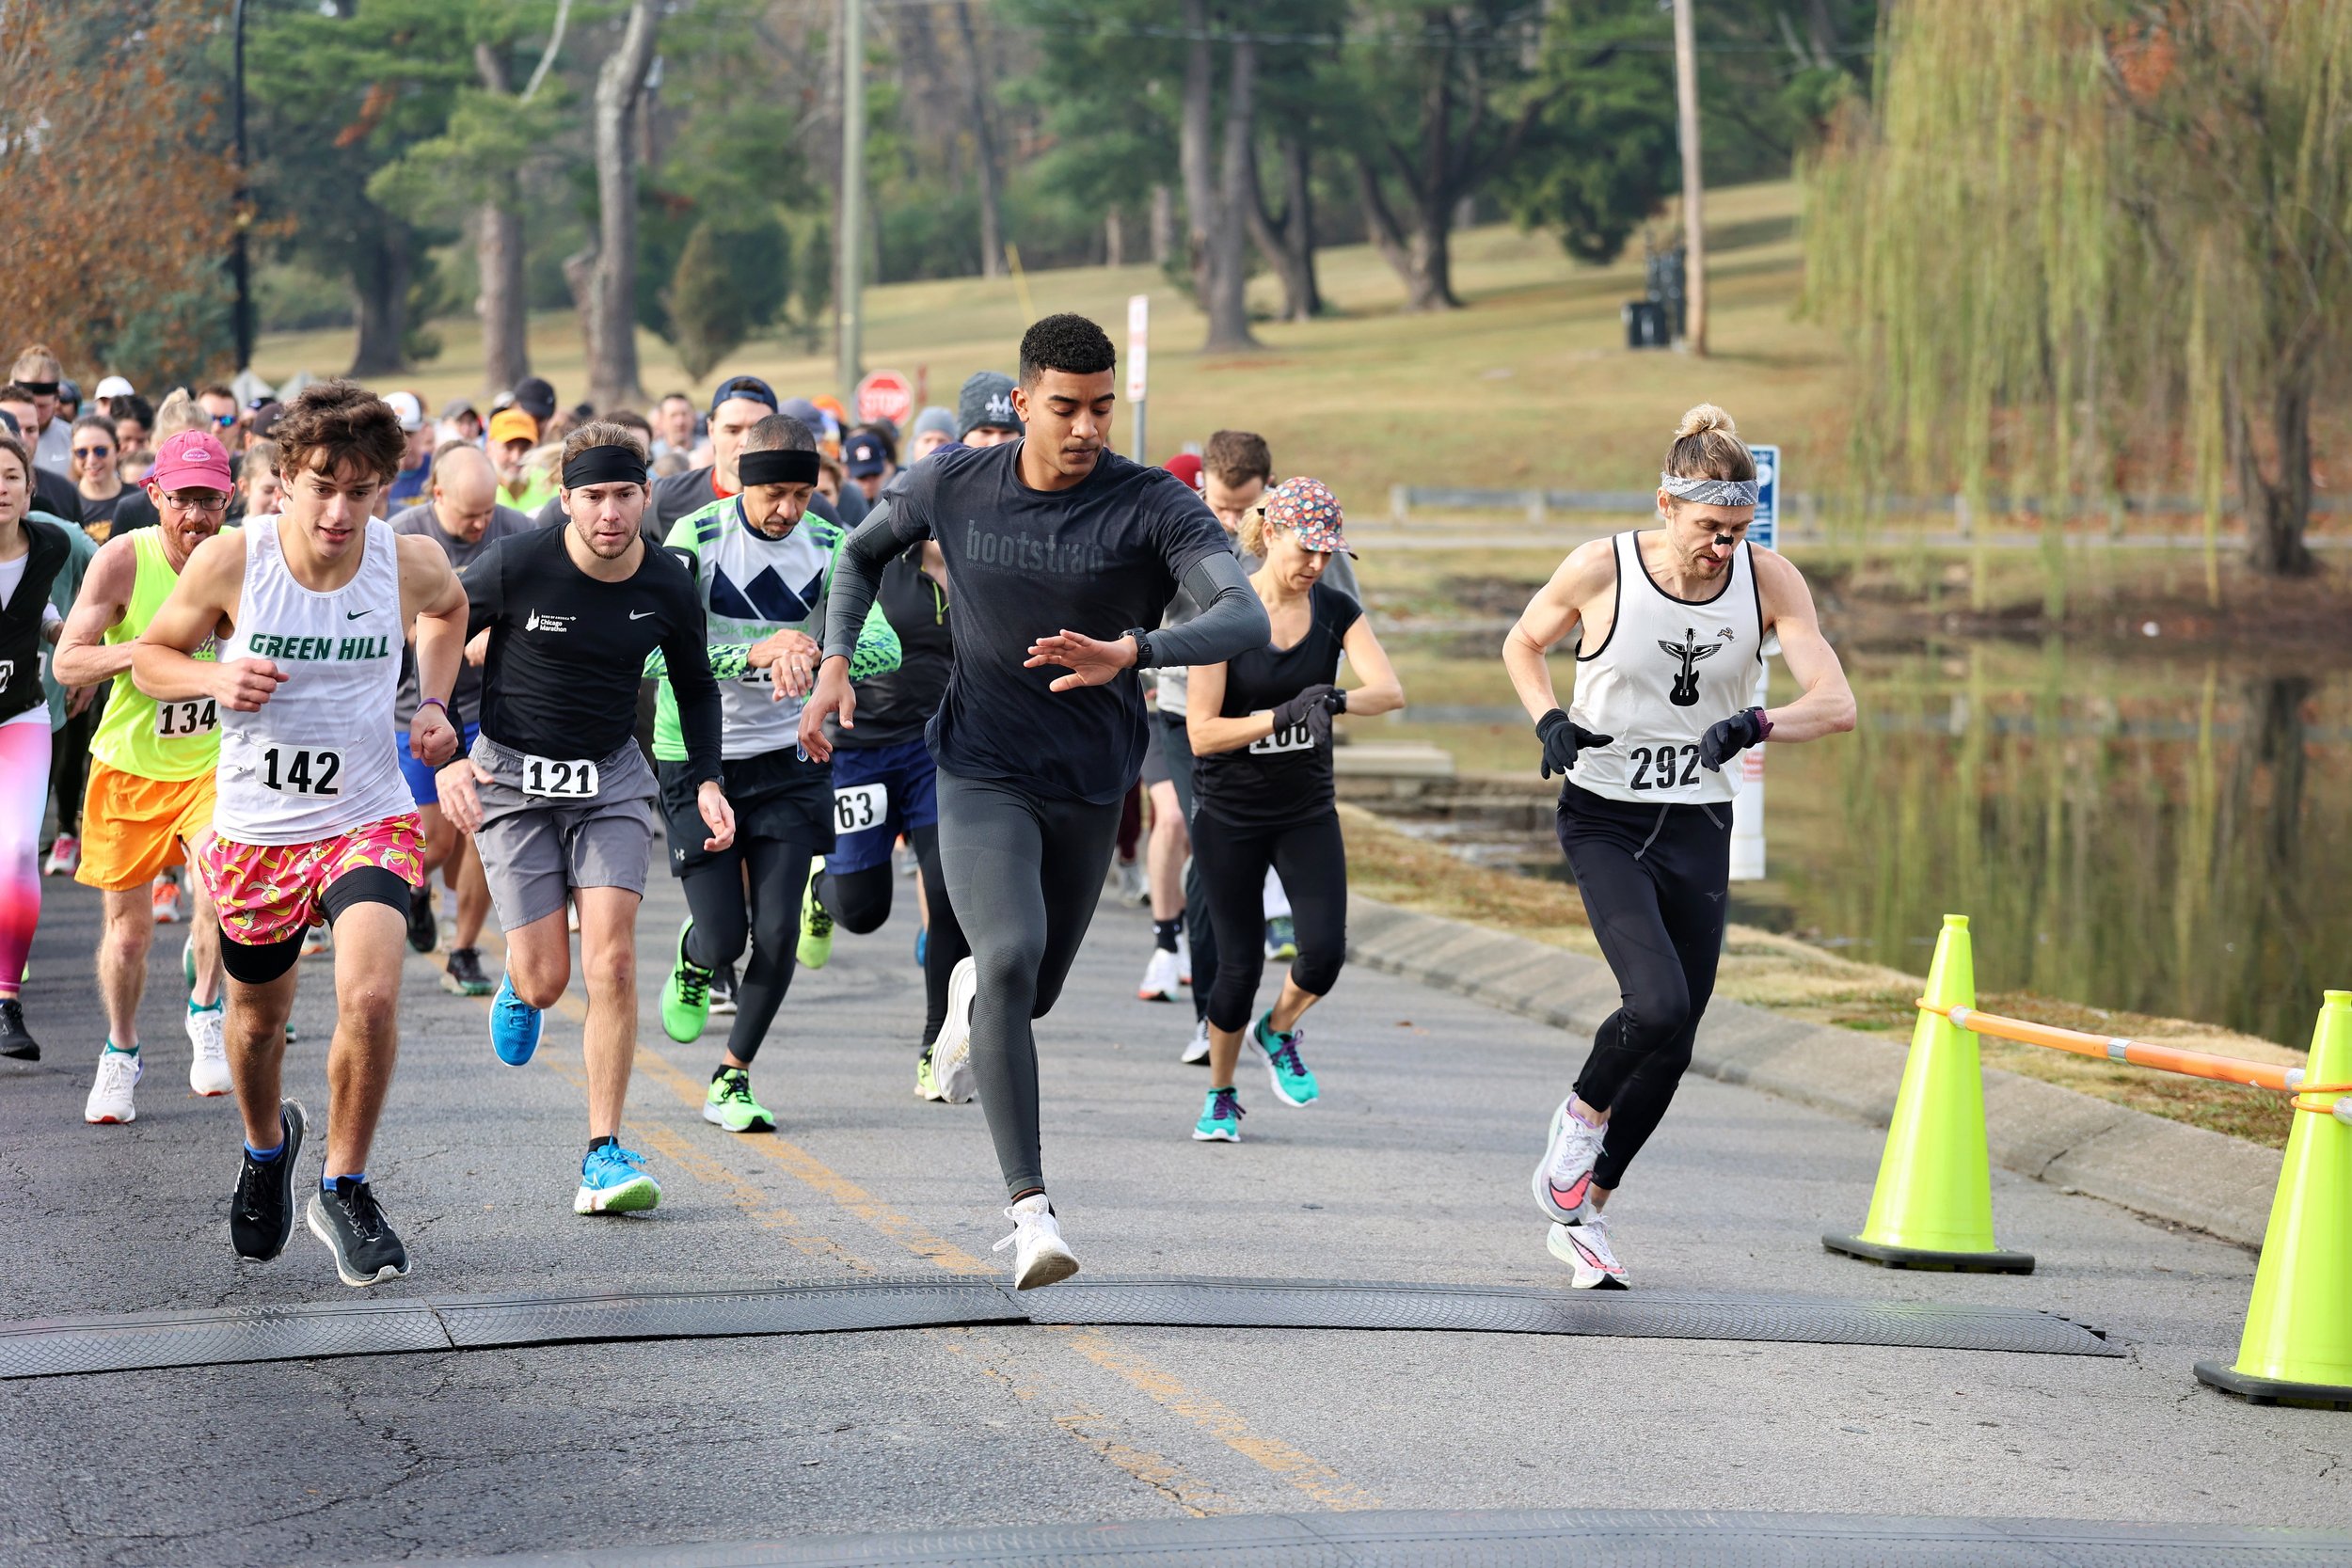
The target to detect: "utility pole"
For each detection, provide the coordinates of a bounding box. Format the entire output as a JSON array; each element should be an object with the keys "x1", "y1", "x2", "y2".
[
  {"x1": 1672, "y1": 0, "x2": 1708, "y2": 356},
  {"x1": 837, "y1": 0, "x2": 866, "y2": 404},
  {"x1": 231, "y1": 0, "x2": 253, "y2": 372}
]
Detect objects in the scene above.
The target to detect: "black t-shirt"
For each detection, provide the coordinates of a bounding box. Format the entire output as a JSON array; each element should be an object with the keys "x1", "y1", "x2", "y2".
[
  {"x1": 1193, "y1": 583, "x2": 1360, "y2": 831},
  {"x1": 837, "y1": 544, "x2": 951, "y2": 750},
  {"x1": 32, "y1": 467, "x2": 82, "y2": 526},
  {"x1": 76, "y1": 491, "x2": 126, "y2": 538},
  {"x1": 110, "y1": 487, "x2": 156, "y2": 536},
  {"x1": 881, "y1": 441, "x2": 1232, "y2": 804},
  {"x1": 390, "y1": 499, "x2": 540, "y2": 726},
  {"x1": 460, "y1": 525, "x2": 722, "y2": 782}
]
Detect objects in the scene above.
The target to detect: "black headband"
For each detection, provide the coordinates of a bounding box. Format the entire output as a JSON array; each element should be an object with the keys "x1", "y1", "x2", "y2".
[
  {"x1": 738, "y1": 448, "x2": 819, "y2": 487},
  {"x1": 561, "y1": 444, "x2": 648, "y2": 490},
  {"x1": 16, "y1": 380, "x2": 57, "y2": 397}
]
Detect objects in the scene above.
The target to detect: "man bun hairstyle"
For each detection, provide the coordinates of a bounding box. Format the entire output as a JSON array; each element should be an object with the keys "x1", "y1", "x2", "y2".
[
  {"x1": 1664, "y1": 402, "x2": 1756, "y2": 483},
  {"x1": 1017, "y1": 313, "x2": 1117, "y2": 388},
  {"x1": 272, "y1": 378, "x2": 405, "y2": 483},
  {"x1": 743, "y1": 413, "x2": 817, "y2": 454},
  {"x1": 1202, "y1": 429, "x2": 1272, "y2": 487}
]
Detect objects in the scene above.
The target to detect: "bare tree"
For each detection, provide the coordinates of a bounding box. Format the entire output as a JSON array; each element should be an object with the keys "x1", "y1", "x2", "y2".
[
  {"x1": 565, "y1": 0, "x2": 660, "y2": 410},
  {"x1": 951, "y1": 1, "x2": 1006, "y2": 278},
  {"x1": 1179, "y1": 0, "x2": 1258, "y2": 351},
  {"x1": 1246, "y1": 129, "x2": 1321, "y2": 321}
]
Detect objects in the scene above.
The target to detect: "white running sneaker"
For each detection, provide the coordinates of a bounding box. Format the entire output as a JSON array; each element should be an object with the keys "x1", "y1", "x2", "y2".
[
  {"x1": 1533, "y1": 1096, "x2": 1607, "y2": 1224},
  {"x1": 931, "y1": 957, "x2": 978, "y2": 1103},
  {"x1": 186, "y1": 1005, "x2": 231, "y2": 1096},
  {"x1": 1180, "y1": 1018, "x2": 1211, "y2": 1065},
  {"x1": 84, "y1": 1049, "x2": 142, "y2": 1124},
  {"x1": 1136, "y1": 944, "x2": 1182, "y2": 1002},
  {"x1": 1113, "y1": 858, "x2": 1148, "y2": 906},
  {"x1": 1549, "y1": 1214, "x2": 1629, "y2": 1290},
  {"x1": 1176, "y1": 931, "x2": 1191, "y2": 986},
  {"x1": 993, "y1": 1193, "x2": 1080, "y2": 1291}
]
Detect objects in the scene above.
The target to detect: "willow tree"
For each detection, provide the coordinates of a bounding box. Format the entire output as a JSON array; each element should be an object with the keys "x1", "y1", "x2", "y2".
[{"x1": 1804, "y1": 1, "x2": 2352, "y2": 590}]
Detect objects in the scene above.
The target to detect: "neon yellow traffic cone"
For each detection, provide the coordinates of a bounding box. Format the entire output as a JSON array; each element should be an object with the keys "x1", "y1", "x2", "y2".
[
  {"x1": 2197, "y1": 990, "x2": 2352, "y2": 1409},
  {"x1": 1824, "y1": 914, "x2": 2034, "y2": 1274}
]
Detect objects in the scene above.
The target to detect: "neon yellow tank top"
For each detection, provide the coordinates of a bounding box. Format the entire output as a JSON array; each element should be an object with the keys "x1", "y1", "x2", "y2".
[{"x1": 89, "y1": 530, "x2": 222, "y2": 782}]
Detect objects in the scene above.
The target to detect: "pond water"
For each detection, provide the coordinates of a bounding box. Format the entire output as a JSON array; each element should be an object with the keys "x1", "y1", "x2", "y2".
[{"x1": 1369, "y1": 632, "x2": 2347, "y2": 1047}]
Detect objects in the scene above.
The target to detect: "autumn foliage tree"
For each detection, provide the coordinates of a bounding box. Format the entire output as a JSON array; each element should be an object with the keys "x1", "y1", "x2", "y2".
[{"x1": 0, "y1": 2, "x2": 242, "y2": 388}]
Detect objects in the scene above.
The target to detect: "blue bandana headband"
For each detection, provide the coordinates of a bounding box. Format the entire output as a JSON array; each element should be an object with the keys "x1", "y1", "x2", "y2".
[{"x1": 1660, "y1": 473, "x2": 1757, "y2": 506}]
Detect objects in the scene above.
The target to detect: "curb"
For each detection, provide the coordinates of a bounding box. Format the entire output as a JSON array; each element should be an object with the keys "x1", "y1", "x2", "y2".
[{"x1": 1345, "y1": 895, "x2": 2281, "y2": 1250}]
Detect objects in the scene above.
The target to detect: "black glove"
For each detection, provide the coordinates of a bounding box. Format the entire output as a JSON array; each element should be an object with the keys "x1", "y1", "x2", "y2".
[
  {"x1": 1699, "y1": 705, "x2": 1770, "y2": 771},
  {"x1": 1535, "y1": 707, "x2": 1614, "y2": 780},
  {"x1": 1270, "y1": 684, "x2": 1340, "y2": 747}
]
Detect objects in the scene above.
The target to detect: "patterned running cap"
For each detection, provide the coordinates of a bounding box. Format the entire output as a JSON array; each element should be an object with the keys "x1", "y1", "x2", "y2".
[
  {"x1": 1263, "y1": 476, "x2": 1352, "y2": 556},
  {"x1": 1660, "y1": 473, "x2": 1758, "y2": 506}
]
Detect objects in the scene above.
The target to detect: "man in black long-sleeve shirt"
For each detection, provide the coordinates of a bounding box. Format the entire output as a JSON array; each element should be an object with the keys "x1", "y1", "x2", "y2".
[
  {"x1": 802, "y1": 315, "x2": 1270, "y2": 1289},
  {"x1": 437, "y1": 422, "x2": 734, "y2": 1218}
]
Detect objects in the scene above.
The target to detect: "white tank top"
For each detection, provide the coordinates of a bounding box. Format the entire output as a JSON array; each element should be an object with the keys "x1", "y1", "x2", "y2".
[
  {"x1": 214, "y1": 515, "x2": 417, "y2": 844},
  {"x1": 1565, "y1": 531, "x2": 1762, "y2": 804}
]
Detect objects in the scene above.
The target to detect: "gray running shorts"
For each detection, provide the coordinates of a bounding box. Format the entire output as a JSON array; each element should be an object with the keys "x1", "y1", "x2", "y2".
[{"x1": 469, "y1": 733, "x2": 660, "y2": 930}]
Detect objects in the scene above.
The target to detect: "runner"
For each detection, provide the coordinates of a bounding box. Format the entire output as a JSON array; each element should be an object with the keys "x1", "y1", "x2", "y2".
[
  {"x1": 803, "y1": 313, "x2": 1270, "y2": 1289},
  {"x1": 801, "y1": 442, "x2": 969, "y2": 1103},
  {"x1": 434, "y1": 420, "x2": 734, "y2": 1216},
  {"x1": 133, "y1": 380, "x2": 469, "y2": 1286},
  {"x1": 1184, "y1": 479, "x2": 1403, "y2": 1142},
  {"x1": 389, "y1": 443, "x2": 532, "y2": 995},
  {"x1": 645, "y1": 414, "x2": 898, "y2": 1134},
  {"x1": 0, "y1": 432, "x2": 77, "y2": 1060},
  {"x1": 1503, "y1": 404, "x2": 1855, "y2": 1289},
  {"x1": 51, "y1": 431, "x2": 238, "y2": 1119}
]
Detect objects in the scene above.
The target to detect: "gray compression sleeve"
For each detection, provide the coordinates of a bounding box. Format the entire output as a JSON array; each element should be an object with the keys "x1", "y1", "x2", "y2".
[
  {"x1": 1139, "y1": 552, "x2": 1268, "y2": 669},
  {"x1": 821, "y1": 499, "x2": 921, "y2": 663}
]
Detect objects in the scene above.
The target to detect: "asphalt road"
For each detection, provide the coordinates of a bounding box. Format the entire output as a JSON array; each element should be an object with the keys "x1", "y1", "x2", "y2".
[{"x1": 1, "y1": 860, "x2": 2344, "y2": 1565}]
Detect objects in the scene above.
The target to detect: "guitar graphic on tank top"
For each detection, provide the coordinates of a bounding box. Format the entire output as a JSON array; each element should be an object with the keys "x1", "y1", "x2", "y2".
[{"x1": 1659, "y1": 628, "x2": 1722, "y2": 706}]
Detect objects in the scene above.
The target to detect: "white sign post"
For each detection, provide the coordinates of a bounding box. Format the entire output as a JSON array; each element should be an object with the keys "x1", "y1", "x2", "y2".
[
  {"x1": 1125, "y1": 293, "x2": 1150, "y2": 461},
  {"x1": 1729, "y1": 443, "x2": 1779, "y2": 882}
]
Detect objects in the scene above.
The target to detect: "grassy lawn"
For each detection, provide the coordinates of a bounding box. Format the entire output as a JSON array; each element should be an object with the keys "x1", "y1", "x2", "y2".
[
  {"x1": 254, "y1": 182, "x2": 1846, "y2": 505},
  {"x1": 1340, "y1": 802, "x2": 2303, "y2": 1148}
]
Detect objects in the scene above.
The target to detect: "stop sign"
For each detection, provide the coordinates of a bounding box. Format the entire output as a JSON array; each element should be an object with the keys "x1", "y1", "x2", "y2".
[{"x1": 855, "y1": 370, "x2": 914, "y2": 427}]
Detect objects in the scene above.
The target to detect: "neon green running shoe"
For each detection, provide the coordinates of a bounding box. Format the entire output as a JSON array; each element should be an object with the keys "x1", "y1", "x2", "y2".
[
  {"x1": 797, "y1": 857, "x2": 834, "y2": 970},
  {"x1": 660, "y1": 920, "x2": 714, "y2": 1043},
  {"x1": 914, "y1": 1044, "x2": 947, "y2": 1102},
  {"x1": 703, "y1": 1066, "x2": 774, "y2": 1133}
]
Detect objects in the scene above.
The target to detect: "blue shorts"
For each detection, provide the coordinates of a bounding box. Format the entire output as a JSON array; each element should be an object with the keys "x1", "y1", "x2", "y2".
[
  {"x1": 397, "y1": 722, "x2": 481, "y2": 807},
  {"x1": 826, "y1": 738, "x2": 938, "y2": 875}
]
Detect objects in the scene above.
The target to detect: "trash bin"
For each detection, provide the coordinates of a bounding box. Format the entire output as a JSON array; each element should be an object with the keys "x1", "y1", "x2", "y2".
[{"x1": 1623, "y1": 299, "x2": 1670, "y2": 350}]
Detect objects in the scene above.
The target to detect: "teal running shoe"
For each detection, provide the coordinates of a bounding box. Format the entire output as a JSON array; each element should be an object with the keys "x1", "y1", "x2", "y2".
[
  {"x1": 1192, "y1": 1085, "x2": 1245, "y2": 1142},
  {"x1": 703, "y1": 1066, "x2": 774, "y2": 1133},
  {"x1": 574, "y1": 1143, "x2": 660, "y2": 1214},
  {"x1": 661, "y1": 920, "x2": 714, "y2": 1043},
  {"x1": 490, "y1": 974, "x2": 541, "y2": 1067},
  {"x1": 181, "y1": 937, "x2": 196, "y2": 996},
  {"x1": 1251, "y1": 1013, "x2": 1319, "y2": 1107}
]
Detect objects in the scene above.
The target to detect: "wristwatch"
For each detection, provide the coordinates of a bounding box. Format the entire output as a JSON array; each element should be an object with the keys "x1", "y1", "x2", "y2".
[{"x1": 1123, "y1": 626, "x2": 1155, "y2": 670}]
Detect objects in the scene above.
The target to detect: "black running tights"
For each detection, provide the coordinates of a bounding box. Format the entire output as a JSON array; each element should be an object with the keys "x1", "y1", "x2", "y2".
[
  {"x1": 1191, "y1": 808, "x2": 1346, "y2": 1036},
  {"x1": 1558, "y1": 783, "x2": 1732, "y2": 1191},
  {"x1": 817, "y1": 822, "x2": 970, "y2": 1047},
  {"x1": 682, "y1": 836, "x2": 820, "y2": 1065}
]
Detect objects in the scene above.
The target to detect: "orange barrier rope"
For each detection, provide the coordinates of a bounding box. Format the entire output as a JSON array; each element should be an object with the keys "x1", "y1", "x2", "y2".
[{"x1": 1919, "y1": 999, "x2": 2352, "y2": 1114}]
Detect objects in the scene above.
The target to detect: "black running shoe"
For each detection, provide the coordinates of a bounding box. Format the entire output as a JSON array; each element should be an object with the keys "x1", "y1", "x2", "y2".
[
  {"x1": 405, "y1": 895, "x2": 437, "y2": 955},
  {"x1": 230, "y1": 1101, "x2": 307, "y2": 1261},
  {"x1": 308, "y1": 1178, "x2": 410, "y2": 1288},
  {"x1": 0, "y1": 998, "x2": 38, "y2": 1061},
  {"x1": 441, "y1": 945, "x2": 493, "y2": 997}
]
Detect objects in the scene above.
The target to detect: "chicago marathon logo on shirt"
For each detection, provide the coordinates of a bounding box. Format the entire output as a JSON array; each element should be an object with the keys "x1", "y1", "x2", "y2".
[
  {"x1": 524, "y1": 610, "x2": 575, "y2": 633},
  {"x1": 961, "y1": 521, "x2": 1106, "y2": 576}
]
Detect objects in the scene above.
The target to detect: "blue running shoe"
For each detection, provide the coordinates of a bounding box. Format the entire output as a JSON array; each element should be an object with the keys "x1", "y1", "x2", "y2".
[
  {"x1": 915, "y1": 927, "x2": 928, "y2": 968},
  {"x1": 574, "y1": 1143, "x2": 660, "y2": 1214},
  {"x1": 1251, "y1": 1013, "x2": 1319, "y2": 1107},
  {"x1": 490, "y1": 975, "x2": 541, "y2": 1067},
  {"x1": 1192, "y1": 1085, "x2": 1245, "y2": 1142}
]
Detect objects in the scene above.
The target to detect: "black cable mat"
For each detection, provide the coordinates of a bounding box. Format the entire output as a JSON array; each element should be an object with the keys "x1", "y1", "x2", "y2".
[
  {"x1": 0, "y1": 1274, "x2": 2114, "y2": 1382},
  {"x1": 346, "y1": 1507, "x2": 2352, "y2": 1567}
]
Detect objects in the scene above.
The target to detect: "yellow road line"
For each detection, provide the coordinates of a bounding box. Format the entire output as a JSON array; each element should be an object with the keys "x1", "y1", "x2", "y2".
[{"x1": 437, "y1": 931, "x2": 1374, "y2": 1510}]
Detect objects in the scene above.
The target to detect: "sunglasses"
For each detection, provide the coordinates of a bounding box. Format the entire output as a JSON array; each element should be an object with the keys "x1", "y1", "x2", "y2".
[
  {"x1": 72, "y1": 446, "x2": 114, "y2": 460},
  {"x1": 212, "y1": 413, "x2": 237, "y2": 428}
]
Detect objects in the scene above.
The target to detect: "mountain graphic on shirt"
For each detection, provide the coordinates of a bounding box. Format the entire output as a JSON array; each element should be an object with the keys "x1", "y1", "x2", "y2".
[{"x1": 710, "y1": 561, "x2": 825, "y2": 625}]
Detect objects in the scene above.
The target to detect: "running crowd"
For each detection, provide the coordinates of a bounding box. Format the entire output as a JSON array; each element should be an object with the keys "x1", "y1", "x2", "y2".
[{"x1": 0, "y1": 317, "x2": 1851, "y2": 1295}]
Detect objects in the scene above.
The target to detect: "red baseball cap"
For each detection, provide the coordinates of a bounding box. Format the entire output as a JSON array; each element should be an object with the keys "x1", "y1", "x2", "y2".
[
  {"x1": 149, "y1": 430, "x2": 232, "y2": 494},
  {"x1": 1165, "y1": 452, "x2": 1205, "y2": 495}
]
